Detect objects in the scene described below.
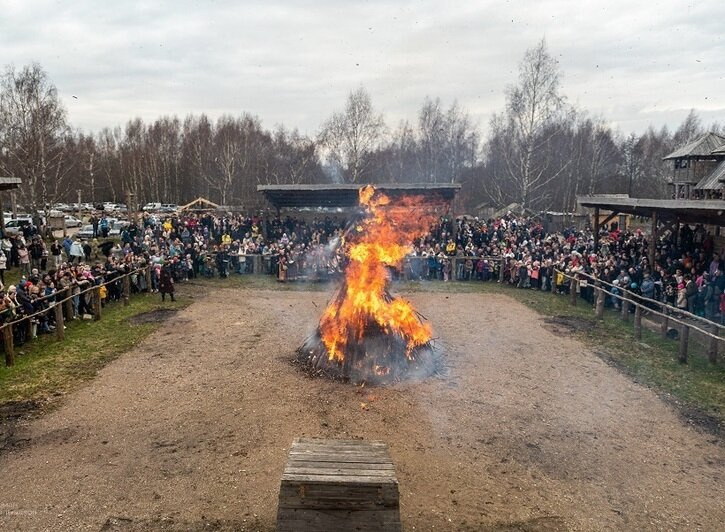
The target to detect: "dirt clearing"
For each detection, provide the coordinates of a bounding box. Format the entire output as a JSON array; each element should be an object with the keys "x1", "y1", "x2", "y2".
[{"x1": 0, "y1": 287, "x2": 722, "y2": 531}]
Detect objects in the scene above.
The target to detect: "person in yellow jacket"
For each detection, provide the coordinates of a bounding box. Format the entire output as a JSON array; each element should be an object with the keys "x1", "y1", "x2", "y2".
[
  {"x1": 221, "y1": 233, "x2": 232, "y2": 245},
  {"x1": 445, "y1": 240, "x2": 456, "y2": 256},
  {"x1": 555, "y1": 269, "x2": 565, "y2": 294},
  {"x1": 99, "y1": 284, "x2": 108, "y2": 306}
]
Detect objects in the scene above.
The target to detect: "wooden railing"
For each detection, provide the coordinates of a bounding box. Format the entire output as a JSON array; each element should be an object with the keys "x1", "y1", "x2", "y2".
[
  {"x1": 554, "y1": 268, "x2": 722, "y2": 364},
  {"x1": 1, "y1": 265, "x2": 153, "y2": 366}
]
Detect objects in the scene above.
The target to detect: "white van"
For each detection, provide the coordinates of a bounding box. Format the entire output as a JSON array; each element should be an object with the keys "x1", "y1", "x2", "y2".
[{"x1": 143, "y1": 202, "x2": 162, "y2": 211}]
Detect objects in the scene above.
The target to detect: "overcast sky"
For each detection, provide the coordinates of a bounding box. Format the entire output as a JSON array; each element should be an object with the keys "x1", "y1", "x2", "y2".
[{"x1": 1, "y1": 0, "x2": 723, "y2": 138}]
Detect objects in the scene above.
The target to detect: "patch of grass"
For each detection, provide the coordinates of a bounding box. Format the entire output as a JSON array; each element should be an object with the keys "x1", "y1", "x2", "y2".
[
  {"x1": 0, "y1": 293, "x2": 189, "y2": 407},
  {"x1": 2, "y1": 268, "x2": 22, "y2": 288}
]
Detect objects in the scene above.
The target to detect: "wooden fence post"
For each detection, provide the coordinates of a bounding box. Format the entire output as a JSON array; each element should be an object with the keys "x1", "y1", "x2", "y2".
[
  {"x1": 92, "y1": 285, "x2": 102, "y2": 321},
  {"x1": 660, "y1": 310, "x2": 669, "y2": 338},
  {"x1": 3, "y1": 323, "x2": 13, "y2": 366},
  {"x1": 634, "y1": 305, "x2": 642, "y2": 340},
  {"x1": 595, "y1": 284, "x2": 605, "y2": 320},
  {"x1": 145, "y1": 264, "x2": 152, "y2": 292},
  {"x1": 570, "y1": 278, "x2": 577, "y2": 306},
  {"x1": 678, "y1": 325, "x2": 689, "y2": 364},
  {"x1": 26, "y1": 316, "x2": 33, "y2": 339},
  {"x1": 123, "y1": 274, "x2": 130, "y2": 306},
  {"x1": 63, "y1": 287, "x2": 74, "y2": 321},
  {"x1": 551, "y1": 270, "x2": 557, "y2": 294},
  {"x1": 708, "y1": 325, "x2": 719, "y2": 365},
  {"x1": 621, "y1": 292, "x2": 629, "y2": 322},
  {"x1": 54, "y1": 302, "x2": 65, "y2": 341}
]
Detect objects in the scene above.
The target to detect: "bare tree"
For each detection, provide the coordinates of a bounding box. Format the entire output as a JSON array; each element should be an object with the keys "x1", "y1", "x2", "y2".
[
  {"x1": 488, "y1": 39, "x2": 569, "y2": 210},
  {"x1": 262, "y1": 126, "x2": 321, "y2": 185},
  {"x1": 320, "y1": 87, "x2": 386, "y2": 183},
  {"x1": 0, "y1": 63, "x2": 70, "y2": 220},
  {"x1": 182, "y1": 114, "x2": 214, "y2": 199}
]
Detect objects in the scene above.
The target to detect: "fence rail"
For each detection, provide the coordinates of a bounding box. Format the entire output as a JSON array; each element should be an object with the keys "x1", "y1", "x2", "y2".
[
  {"x1": 2, "y1": 265, "x2": 151, "y2": 366},
  {"x1": 554, "y1": 268, "x2": 722, "y2": 365}
]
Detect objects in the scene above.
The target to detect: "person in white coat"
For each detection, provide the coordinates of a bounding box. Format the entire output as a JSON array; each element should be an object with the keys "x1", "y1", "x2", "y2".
[{"x1": 69, "y1": 239, "x2": 85, "y2": 264}]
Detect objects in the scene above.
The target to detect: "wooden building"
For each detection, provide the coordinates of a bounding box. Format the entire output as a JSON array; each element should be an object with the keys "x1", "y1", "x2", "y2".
[{"x1": 663, "y1": 132, "x2": 725, "y2": 199}]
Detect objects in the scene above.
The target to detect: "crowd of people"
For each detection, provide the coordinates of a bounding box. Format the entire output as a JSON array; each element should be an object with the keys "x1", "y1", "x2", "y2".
[
  {"x1": 0, "y1": 207, "x2": 723, "y2": 347},
  {"x1": 407, "y1": 214, "x2": 724, "y2": 323}
]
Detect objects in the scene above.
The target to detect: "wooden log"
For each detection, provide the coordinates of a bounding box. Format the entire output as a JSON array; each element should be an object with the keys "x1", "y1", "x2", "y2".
[
  {"x1": 92, "y1": 285, "x2": 102, "y2": 321},
  {"x1": 123, "y1": 274, "x2": 130, "y2": 306},
  {"x1": 621, "y1": 292, "x2": 629, "y2": 322},
  {"x1": 3, "y1": 322, "x2": 13, "y2": 366},
  {"x1": 595, "y1": 284, "x2": 605, "y2": 320},
  {"x1": 708, "y1": 324, "x2": 719, "y2": 365},
  {"x1": 54, "y1": 302, "x2": 65, "y2": 341},
  {"x1": 634, "y1": 305, "x2": 642, "y2": 340},
  {"x1": 26, "y1": 316, "x2": 34, "y2": 339},
  {"x1": 678, "y1": 324, "x2": 689, "y2": 364}
]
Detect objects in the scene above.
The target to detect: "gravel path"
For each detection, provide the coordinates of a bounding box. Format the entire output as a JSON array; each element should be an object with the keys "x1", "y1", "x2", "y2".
[{"x1": 0, "y1": 287, "x2": 722, "y2": 531}]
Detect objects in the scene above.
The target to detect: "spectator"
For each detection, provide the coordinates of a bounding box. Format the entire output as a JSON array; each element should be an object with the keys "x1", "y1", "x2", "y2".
[{"x1": 159, "y1": 265, "x2": 175, "y2": 302}]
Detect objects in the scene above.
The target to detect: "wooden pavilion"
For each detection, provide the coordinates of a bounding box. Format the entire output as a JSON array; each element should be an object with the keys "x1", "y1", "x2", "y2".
[
  {"x1": 0, "y1": 177, "x2": 22, "y2": 232},
  {"x1": 179, "y1": 197, "x2": 219, "y2": 212}
]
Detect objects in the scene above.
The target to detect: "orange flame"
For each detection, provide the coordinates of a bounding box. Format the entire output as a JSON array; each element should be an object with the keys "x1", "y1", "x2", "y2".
[{"x1": 319, "y1": 185, "x2": 438, "y2": 363}]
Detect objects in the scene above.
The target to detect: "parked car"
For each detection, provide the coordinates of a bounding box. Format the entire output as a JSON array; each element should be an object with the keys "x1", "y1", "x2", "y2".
[
  {"x1": 159, "y1": 203, "x2": 179, "y2": 213},
  {"x1": 106, "y1": 218, "x2": 130, "y2": 230},
  {"x1": 142, "y1": 202, "x2": 161, "y2": 211},
  {"x1": 3, "y1": 218, "x2": 35, "y2": 236},
  {"x1": 64, "y1": 215, "x2": 83, "y2": 228},
  {"x1": 4, "y1": 214, "x2": 34, "y2": 225},
  {"x1": 76, "y1": 225, "x2": 95, "y2": 239},
  {"x1": 77, "y1": 224, "x2": 120, "y2": 239}
]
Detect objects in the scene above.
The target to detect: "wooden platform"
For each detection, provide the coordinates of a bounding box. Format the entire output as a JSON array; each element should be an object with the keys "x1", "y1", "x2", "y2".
[{"x1": 277, "y1": 438, "x2": 402, "y2": 532}]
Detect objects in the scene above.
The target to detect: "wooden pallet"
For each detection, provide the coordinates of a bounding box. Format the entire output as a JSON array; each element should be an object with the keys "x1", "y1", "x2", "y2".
[{"x1": 277, "y1": 438, "x2": 402, "y2": 532}]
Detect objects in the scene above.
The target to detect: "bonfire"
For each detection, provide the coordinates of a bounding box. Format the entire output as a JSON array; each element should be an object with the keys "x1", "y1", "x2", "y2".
[{"x1": 296, "y1": 185, "x2": 442, "y2": 384}]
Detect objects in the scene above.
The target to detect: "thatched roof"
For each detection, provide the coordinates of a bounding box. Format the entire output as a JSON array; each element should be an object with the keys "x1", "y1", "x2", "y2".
[{"x1": 663, "y1": 132, "x2": 725, "y2": 160}]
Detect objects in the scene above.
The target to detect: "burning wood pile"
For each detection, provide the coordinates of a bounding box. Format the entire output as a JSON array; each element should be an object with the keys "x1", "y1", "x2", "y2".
[{"x1": 296, "y1": 185, "x2": 442, "y2": 384}]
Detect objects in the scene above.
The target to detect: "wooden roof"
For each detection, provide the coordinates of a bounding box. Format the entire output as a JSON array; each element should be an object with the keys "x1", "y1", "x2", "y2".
[
  {"x1": 577, "y1": 195, "x2": 725, "y2": 225},
  {"x1": 695, "y1": 160, "x2": 725, "y2": 190},
  {"x1": 0, "y1": 177, "x2": 22, "y2": 191},
  {"x1": 179, "y1": 197, "x2": 219, "y2": 211},
  {"x1": 258, "y1": 183, "x2": 460, "y2": 209},
  {"x1": 663, "y1": 132, "x2": 725, "y2": 160},
  {"x1": 712, "y1": 143, "x2": 725, "y2": 155}
]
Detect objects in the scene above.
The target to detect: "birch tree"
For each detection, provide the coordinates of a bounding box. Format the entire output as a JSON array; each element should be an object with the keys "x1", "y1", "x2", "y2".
[
  {"x1": 320, "y1": 87, "x2": 386, "y2": 183},
  {"x1": 0, "y1": 63, "x2": 69, "y2": 220},
  {"x1": 489, "y1": 39, "x2": 568, "y2": 210}
]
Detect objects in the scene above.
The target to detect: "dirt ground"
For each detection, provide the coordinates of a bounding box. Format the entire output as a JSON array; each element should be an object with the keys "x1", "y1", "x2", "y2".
[{"x1": 0, "y1": 286, "x2": 723, "y2": 531}]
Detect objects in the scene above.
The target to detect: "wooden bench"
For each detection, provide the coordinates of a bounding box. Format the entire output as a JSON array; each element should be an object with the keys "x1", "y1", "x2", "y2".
[{"x1": 277, "y1": 438, "x2": 402, "y2": 532}]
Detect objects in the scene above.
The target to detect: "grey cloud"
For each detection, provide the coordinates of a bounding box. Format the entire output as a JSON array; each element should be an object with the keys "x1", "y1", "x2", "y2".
[{"x1": 1, "y1": 0, "x2": 722, "y2": 136}]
